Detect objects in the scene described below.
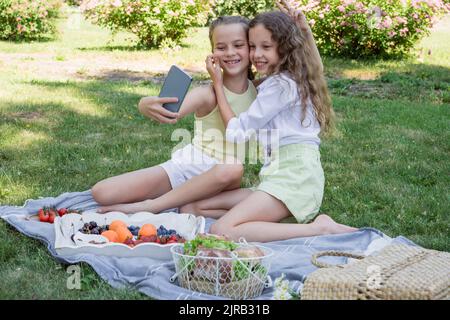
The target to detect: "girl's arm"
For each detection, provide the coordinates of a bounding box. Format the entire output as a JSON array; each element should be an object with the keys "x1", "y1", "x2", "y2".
[
  {"x1": 276, "y1": 0, "x2": 323, "y2": 72},
  {"x1": 205, "y1": 55, "x2": 236, "y2": 126},
  {"x1": 178, "y1": 85, "x2": 216, "y2": 118},
  {"x1": 138, "y1": 86, "x2": 215, "y2": 123}
]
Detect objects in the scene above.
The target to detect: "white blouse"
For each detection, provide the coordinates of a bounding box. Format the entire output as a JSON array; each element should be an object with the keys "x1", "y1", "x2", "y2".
[{"x1": 225, "y1": 73, "x2": 321, "y2": 153}]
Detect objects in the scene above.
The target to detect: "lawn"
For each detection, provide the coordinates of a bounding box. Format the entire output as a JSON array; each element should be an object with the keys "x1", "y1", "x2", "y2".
[{"x1": 0, "y1": 7, "x2": 449, "y2": 299}]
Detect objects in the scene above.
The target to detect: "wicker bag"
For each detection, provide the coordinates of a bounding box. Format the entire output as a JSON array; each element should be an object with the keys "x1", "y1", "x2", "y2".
[{"x1": 301, "y1": 244, "x2": 450, "y2": 300}]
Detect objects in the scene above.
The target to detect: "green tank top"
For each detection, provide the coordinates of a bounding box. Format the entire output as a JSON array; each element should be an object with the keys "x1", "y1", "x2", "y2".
[{"x1": 192, "y1": 80, "x2": 257, "y2": 162}]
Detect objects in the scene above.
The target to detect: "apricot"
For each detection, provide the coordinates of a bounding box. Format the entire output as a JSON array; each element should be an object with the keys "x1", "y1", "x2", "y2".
[
  {"x1": 115, "y1": 226, "x2": 133, "y2": 243},
  {"x1": 109, "y1": 220, "x2": 127, "y2": 232},
  {"x1": 101, "y1": 230, "x2": 119, "y2": 243},
  {"x1": 138, "y1": 224, "x2": 157, "y2": 238}
]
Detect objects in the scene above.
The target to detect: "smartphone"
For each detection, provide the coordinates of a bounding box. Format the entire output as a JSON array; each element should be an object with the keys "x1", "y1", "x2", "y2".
[{"x1": 159, "y1": 65, "x2": 193, "y2": 113}]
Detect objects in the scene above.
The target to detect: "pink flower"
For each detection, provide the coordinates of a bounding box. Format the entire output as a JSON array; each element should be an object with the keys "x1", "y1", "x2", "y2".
[
  {"x1": 395, "y1": 16, "x2": 407, "y2": 24},
  {"x1": 112, "y1": 0, "x2": 122, "y2": 7},
  {"x1": 388, "y1": 31, "x2": 397, "y2": 38},
  {"x1": 81, "y1": 0, "x2": 99, "y2": 11},
  {"x1": 319, "y1": 13, "x2": 324, "y2": 19},
  {"x1": 340, "y1": 21, "x2": 349, "y2": 27},
  {"x1": 337, "y1": 5, "x2": 345, "y2": 13},
  {"x1": 355, "y1": 2, "x2": 364, "y2": 10},
  {"x1": 381, "y1": 16, "x2": 392, "y2": 28},
  {"x1": 309, "y1": 19, "x2": 316, "y2": 27},
  {"x1": 399, "y1": 27, "x2": 409, "y2": 36}
]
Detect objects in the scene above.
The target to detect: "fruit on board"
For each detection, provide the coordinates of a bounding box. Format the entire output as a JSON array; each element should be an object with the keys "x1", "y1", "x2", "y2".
[
  {"x1": 38, "y1": 208, "x2": 50, "y2": 223},
  {"x1": 109, "y1": 220, "x2": 127, "y2": 232},
  {"x1": 101, "y1": 230, "x2": 119, "y2": 243},
  {"x1": 138, "y1": 224, "x2": 157, "y2": 238},
  {"x1": 38, "y1": 206, "x2": 82, "y2": 223},
  {"x1": 57, "y1": 208, "x2": 68, "y2": 217},
  {"x1": 48, "y1": 207, "x2": 58, "y2": 223}
]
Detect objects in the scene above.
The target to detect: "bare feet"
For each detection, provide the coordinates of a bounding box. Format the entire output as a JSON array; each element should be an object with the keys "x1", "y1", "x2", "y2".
[
  {"x1": 312, "y1": 214, "x2": 358, "y2": 235},
  {"x1": 96, "y1": 200, "x2": 153, "y2": 214}
]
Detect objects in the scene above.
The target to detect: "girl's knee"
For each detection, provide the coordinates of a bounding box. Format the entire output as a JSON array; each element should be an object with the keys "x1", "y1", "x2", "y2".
[{"x1": 91, "y1": 182, "x2": 109, "y2": 205}]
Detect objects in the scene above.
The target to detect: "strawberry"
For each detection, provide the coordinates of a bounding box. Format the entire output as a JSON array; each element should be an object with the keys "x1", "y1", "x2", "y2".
[
  {"x1": 159, "y1": 236, "x2": 168, "y2": 244},
  {"x1": 38, "y1": 208, "x2": 49, "y2": 223},
  {"x1": 48, "y1": 211, "x2": 56, "y2": 223},
  {"x1": 58, "y1": 208, "x2": 68, "y2": 217},
  {"x1": 123, "y1": 238, "x2": 135, "y2": 247}
]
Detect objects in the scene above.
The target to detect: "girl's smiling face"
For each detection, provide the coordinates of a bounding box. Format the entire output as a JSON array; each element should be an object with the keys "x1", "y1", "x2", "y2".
[
  {"x1": 211, "y1": 23, "x2": 250, "y2": 77},
  {"x1": 249, "y1": 24, "x2": 280, "y2": 75}
]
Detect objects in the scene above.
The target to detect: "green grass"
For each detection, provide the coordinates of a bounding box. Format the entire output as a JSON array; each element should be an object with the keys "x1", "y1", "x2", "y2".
[{"x1": 0, "y1": 6, "x2": 449, "y2": 299}]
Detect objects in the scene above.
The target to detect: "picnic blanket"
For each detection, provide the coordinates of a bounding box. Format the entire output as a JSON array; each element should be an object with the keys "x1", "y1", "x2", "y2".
[{"x1": 0, "y1": 190, "x2": 417, "y2": 300}]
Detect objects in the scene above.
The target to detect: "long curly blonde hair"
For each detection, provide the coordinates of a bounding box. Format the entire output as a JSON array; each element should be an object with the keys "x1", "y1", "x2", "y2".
[{"x1": 249, "y1": 11, "x2": 334, "y2": 135}]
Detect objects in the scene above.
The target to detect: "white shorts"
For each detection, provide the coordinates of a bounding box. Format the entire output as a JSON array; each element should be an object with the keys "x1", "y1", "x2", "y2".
[{"x1": 159, "y1": 144, "x2": 219, "y2": 189}]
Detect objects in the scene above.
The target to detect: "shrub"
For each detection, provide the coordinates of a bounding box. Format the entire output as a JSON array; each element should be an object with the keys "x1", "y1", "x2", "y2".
[
  {"x1": 210, "y1": 0, "x2": 275, "y2": 19},
  {"x1": 80, "y1": 0, "x2": 212, "y2": 48},
  {"x1": 0, "y1": 0, "x2": 62, "y2": 41},
  {"x1": 293, "y1": 0, "x2": 449, "y2": 58}
]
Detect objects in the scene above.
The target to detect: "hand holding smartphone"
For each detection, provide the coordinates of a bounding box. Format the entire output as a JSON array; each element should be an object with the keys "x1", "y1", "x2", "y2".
[{"x1": 159, "y1": 65, "x2": 193, "y2": 113}]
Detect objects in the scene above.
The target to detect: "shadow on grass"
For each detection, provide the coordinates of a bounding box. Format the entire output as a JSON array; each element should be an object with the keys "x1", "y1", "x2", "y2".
[
  {"x1": 74, "y1": 69, "x2": 208, "y2": 84},
  {"x1": 0, "y1": 78, "x2": 195, "y2": 193},
  {"x1": 325, "y1": 62, "x2": 450, "y2": 103},
  {"x1": 77, "y1": 45, "x2": 149, "y2": 52}
]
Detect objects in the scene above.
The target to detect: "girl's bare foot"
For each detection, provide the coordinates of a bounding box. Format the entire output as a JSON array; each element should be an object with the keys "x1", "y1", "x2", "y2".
[
  {"x1": 312, "y1": 214, "x2": 358, "y2": 235},
  {"x1": 96, "y1": 200, "x2": 153, "y2": 214}
]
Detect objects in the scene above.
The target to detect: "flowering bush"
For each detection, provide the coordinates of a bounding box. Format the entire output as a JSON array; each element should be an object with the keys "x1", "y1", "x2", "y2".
[
  {"x1": 0, "y1": 0, "x2": 62, "y2": 41},
  {"x1": 80, "y1": 0, "x2": 212, "y2": 48},
  {"x1": 211, "y1": 0, "x2": 275, "y2": 19},
  {"x1": 292, "y1": 0, "x2": 449, "y2": 57}
]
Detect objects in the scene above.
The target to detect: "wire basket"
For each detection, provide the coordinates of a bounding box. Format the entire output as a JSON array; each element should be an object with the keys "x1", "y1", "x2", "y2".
[{"x1": 170, "y1": 241, "x2": 273, "y2": 299}]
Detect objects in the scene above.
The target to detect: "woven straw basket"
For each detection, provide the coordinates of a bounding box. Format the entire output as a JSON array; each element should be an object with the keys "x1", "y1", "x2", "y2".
[{"x1": 301, "y1": 244, "x2": 450, "y2": 300}]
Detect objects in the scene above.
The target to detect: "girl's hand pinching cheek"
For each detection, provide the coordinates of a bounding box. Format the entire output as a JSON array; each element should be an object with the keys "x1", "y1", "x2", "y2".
[{"x1": 205, "y1": 54, "x2": 223, "y2": 84}]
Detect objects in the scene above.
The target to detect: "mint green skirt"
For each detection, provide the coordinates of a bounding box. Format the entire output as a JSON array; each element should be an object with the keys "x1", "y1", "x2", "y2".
[{"x1": 256, "y1": 143, "x2": 324, "y2": 223}]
